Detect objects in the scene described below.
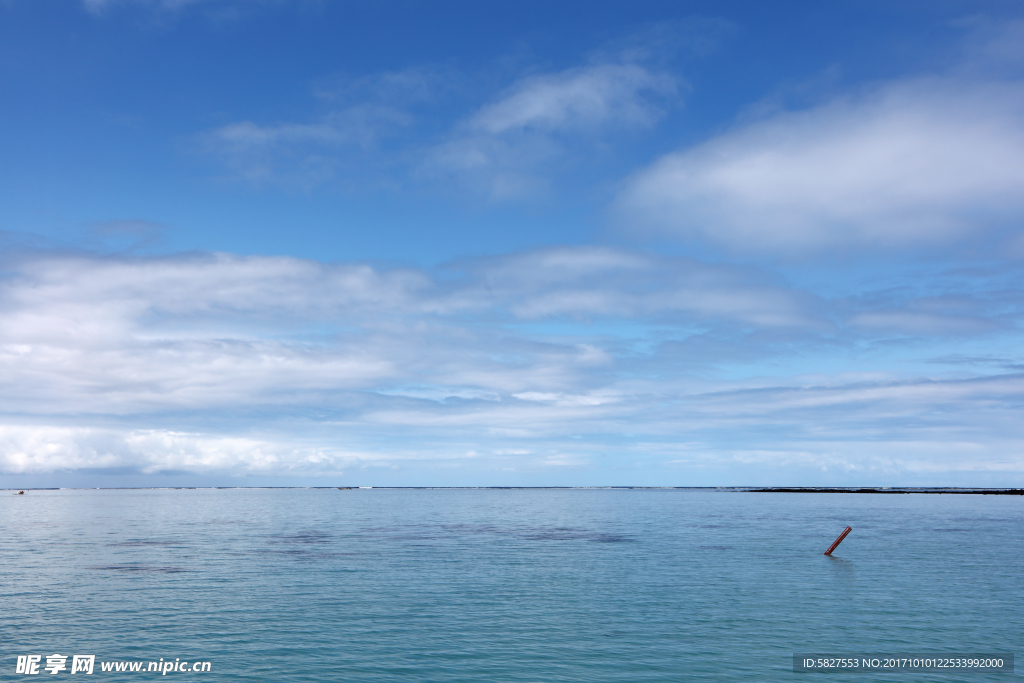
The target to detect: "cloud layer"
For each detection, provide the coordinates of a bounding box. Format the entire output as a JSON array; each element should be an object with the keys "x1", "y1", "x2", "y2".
[
  {"x1": 202, "y1": 60, "x2": 679, "y2": 196},
  {"x1": 424, "y1": 63, "x2": 678, "y2": 199},
  {"x1": 618, "y1": 77, "x2": 1024, "y2": 253},
  {"x1": 1, "y1": 247, "x2": 1022, "y2": 483},
  {"x1": 0, "y1": 247, "x2": 810, "y2": 415}
]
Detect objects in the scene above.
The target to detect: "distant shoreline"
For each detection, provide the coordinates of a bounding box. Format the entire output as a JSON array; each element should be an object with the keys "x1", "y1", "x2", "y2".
[
  {"x1": 4, "y1": 486, "x2": 1023, "y2": 494},
  {"x1": 747, "y1": 487, "x2": 1024, "y2": 495}
]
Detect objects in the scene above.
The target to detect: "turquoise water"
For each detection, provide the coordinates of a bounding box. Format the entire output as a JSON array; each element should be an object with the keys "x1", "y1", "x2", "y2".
[{"x1": 2, "y1": 488, "x2": 1021, "y2": 681}]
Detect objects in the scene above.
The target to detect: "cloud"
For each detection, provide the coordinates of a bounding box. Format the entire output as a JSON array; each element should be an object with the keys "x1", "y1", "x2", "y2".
[
  {"x1": 0, "y1": 246, "x2": 1021, "y2": 482},
  {"x1": 0, "y1": 248, "x2": 800, "y2": 416},
  {"x1": 199, "y1": 67, "x2": 453, "y2": 187},
  {"x1": 82, "y1": 0, "x2": 188, "y2": 11},
  {"x1": 202, "y1": 107, "x2": 413, "y2": 187},
  {"x1": 469, "y1": 64, "x2": 676, "y2": 134},
  {"x1": 200, "y1": 59, "x2": 679, "y2": 196},
  {"x1": 440, "y1": 246, "x2": 812, "y2": 327},
  {"x1": 850, "y1": 311, "x2": 996, "y2": 336},
  {"x1": 0, "y1": 425, "x2": 369, "y2": 475},
  {"x1": 4, "y1": 369, "x2": 1024, "y2": 484},
  {"x1": 956, "y1": 18, "x2": 1024, "y2": 76},
  {"x1": 81, "y1": 0, "x2": 279, "y2": 15},
  {"x1": 424, "y1": 63, "x2": 679, "y2": 199},
  {"x1": 86, "y1": 219, "x2": 166, "y2": 252},
  {"x1": 617, "y1": 77, "x2": 1024, "y2": 253}
]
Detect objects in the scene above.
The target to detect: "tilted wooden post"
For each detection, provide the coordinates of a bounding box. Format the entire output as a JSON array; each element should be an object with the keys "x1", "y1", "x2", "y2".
[{"x1": 824, "y1": 526, "x2": 852, "y2": 555}]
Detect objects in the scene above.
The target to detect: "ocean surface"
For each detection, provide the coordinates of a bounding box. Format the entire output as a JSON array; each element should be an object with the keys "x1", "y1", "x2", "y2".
[{"x1": 2, "y1": 488, "x2": 1021, "y2": 681}]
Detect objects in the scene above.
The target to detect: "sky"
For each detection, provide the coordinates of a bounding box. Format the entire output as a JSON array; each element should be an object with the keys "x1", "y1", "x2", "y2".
[{"x1": 2, "y1": 0, "x2": 1024, "y2": 487}]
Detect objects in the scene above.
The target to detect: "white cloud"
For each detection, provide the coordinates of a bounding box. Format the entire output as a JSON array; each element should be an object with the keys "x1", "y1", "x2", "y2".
[
  {"x1": 203, "y1": 106, "x2": 413, "y2": 186},
  {"x1": 0, "y1": 425, "x2": 370, "y2": 475},
  {"x1": 82, "y1": 0, "x2": 206, "y2": 13},
  {"x1": 199, "y1": 66, "x2": 453, "y2": 187},
  {"x1": 445, "y1": 246, "x2": 813, "y2": 327},
  {"x1": 81, "y1": 0, "x2": 278, "y2": 14},
  {"x1": 198, "y1": 58, "x2": 678, "y2": 195},
  {"x1": 0, "y1": 248, "x2": 810, "y2": 416},
  {"x1": 4, "y1": 370, "x2": 1024, "y2": 483},
  {"x1": 850, "y1": 311, "x2": 997, "y2": 336},
  {"x1": 617, "y1": 77, "x2": 1024, "y2": 252},
  {"x1": 2, "y1": 247, "x2": 1015, "y2": 420},
  {"x1": 0, "y1": 247, "x2": 1021, "y2": 481},
  {"x1": 424, "y1": 63, "x2": 678, "y2": 199},
  {"x1": 470, "y1": 64, "x2": 676, "y2": 134}
]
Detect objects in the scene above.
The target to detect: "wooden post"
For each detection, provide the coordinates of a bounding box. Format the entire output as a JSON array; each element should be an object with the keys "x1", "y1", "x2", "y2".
[{"x1": 824, "y1": 526, "x2": 852, "y2": 555}]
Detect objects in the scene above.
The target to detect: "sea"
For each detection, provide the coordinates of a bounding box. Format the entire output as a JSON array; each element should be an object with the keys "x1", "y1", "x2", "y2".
[{"x1": 2, "y1": 488, "x2": 1021, "y2": 681}]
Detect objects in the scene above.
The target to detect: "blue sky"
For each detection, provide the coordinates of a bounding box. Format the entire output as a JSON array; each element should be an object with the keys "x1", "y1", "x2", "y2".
[{"x1": 2, "y1": 0, "x2": 1024, "y2": 487}]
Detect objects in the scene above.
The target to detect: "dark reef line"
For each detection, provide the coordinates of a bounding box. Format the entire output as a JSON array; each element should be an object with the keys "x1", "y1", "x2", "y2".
[{"x1": 748, "y1": 487, "x2": 1024, "y2": 495}]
